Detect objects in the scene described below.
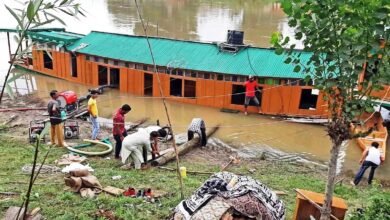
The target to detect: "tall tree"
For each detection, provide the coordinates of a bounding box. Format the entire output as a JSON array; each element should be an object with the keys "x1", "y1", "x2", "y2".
[
  {"x1": 272, "y1": 0, "x2": 389, "y2": 219},
  {"x1": 0, "y1": 0, "x2": 85, "y2": 103}
]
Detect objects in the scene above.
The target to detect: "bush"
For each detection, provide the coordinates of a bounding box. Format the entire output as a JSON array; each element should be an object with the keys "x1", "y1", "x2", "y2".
[{"x1": 349, "y1": 188, "x2": 390, "y2": 220}]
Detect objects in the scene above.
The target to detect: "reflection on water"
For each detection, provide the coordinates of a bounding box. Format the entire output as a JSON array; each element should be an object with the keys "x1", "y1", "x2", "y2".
[
  {"x1": 0, "y1": 0, "x2": 389, "y2": 179},
  {"x1": 9, "y1": 72, "x2": 389, "y2": 179}
]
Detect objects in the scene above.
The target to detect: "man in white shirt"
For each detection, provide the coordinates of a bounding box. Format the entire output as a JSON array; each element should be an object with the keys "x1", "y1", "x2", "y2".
[
  {"x1": 120, "y1": 127, "x2": 167, "y2": 169},
  {"x1": 352, "y1": 142, "x2": 384, "y2": 185}
]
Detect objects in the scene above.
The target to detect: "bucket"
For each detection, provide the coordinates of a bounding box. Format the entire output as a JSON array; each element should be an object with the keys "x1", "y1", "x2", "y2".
[{"x1": 179, "y1": 166, "x2": 187, "y2": 178}]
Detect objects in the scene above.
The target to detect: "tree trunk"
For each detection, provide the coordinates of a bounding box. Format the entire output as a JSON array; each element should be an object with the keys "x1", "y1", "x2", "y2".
[{"x1": 320, "y1": 140, "x2": 342, "y2": 220}]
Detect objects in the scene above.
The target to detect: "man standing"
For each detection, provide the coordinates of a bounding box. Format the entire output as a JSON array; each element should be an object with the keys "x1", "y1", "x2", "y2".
[
  {"x1": 188, "y1": 118, "x2": 207, "y2": 147},
  {"x1": 244, "y1": 75, "x2": 261, "y2": 115},
  {"x1": 88, "y1": 90, "x2": 99, "y2": 140},
  {"x1": 352, "y1": 142, "x2": 384, "y2": 185},
  {"x1": 120, "y1": 128, "x2": 167, "y2": 169},
  {"x1": 113, "y1": 104, "x2": 132, "y2": 159},
  {"x1": 47, "y1": 90, "x2": 64, "y2": 147}
]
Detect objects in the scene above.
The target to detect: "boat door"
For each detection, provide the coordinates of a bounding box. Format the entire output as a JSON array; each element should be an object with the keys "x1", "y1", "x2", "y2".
[
  {"x1": 144, "y1": 73, "x2": 153, "y2": 96},
  {"x1": 110, "y1": 68, "x2": 120, "y2": 88},
  {"x1": 98, "y1": 65, "x2": 108, "y2": 85}
]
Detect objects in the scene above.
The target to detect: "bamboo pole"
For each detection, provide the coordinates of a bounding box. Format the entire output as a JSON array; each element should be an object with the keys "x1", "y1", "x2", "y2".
[{"x1": 134, "y1": 0, "x2": 185, "y2": 199}]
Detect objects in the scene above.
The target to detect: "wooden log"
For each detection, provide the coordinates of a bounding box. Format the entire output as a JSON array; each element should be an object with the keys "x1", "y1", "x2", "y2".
[{"x1": 152, "y1": 126, "x2": 219, "y2": 166}]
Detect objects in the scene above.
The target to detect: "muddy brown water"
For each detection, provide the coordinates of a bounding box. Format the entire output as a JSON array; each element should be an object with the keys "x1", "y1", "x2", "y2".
[{"x1": 0, "y1": 0, "x2": 388, "y2": 179}]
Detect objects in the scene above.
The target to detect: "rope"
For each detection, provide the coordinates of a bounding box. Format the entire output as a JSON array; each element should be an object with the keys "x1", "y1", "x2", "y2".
[{"x1": 1, "y1": 77, "x2": 304, "y2": 100}]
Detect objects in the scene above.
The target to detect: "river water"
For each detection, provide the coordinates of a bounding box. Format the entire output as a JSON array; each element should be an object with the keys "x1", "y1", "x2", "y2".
[{"x1": 0, "y1": 0, "x2": 388, "y2": 179}]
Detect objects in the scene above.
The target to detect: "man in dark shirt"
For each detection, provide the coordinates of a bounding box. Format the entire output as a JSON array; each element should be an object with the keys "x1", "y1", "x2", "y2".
[
  {"x1": 47, "y1": 90, "x2": 64, "y2": 147},
  {"x1": 113, "y1": 104, "x2": 132, "y2": 159}
]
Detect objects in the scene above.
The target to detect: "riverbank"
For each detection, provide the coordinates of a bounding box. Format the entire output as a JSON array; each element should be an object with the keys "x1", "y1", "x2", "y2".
[
  {"x1": 1, "y1": 95, "x2": 390, "y2": 219},
  {"x1": 0, "y1": 135, "x2": 389, "y2": 219}
]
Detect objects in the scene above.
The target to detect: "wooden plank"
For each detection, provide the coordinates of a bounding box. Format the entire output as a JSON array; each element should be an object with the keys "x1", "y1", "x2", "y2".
[
  {"x1": 119, "y1": 67, "x2": 128, "y2": 92},
  {"x1": 214, "y1": 81, "x2": 225, "y2": 108}
]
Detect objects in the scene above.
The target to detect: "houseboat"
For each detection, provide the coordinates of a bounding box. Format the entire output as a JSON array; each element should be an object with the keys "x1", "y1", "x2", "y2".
[{"x1": 2, "y1": 28, "x2": 390, "y2": 118}]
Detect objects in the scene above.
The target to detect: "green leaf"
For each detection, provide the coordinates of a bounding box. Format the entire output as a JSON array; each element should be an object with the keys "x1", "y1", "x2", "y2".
[
  {"x1": 27, "y1": 1, "x2": 35, "y2": 21},
  {"x1": 59, "y1": 8, "x2": 73, "y2": 16},
  {"x1": 270, "y1": 32, "x2": 281, "y2": 45},
  {"x1": 5, "y1": 5, "x2": 23, "y2": 29},
  {"x1": 293, "y1": 65, "x2": 301, "y2": 73},
  {"x1": 31, "y1": 19, "x2": 55, "y2": 29},
  {"x1": 275, "y1": 47, "x2": 284, "y2": 55},
  {"x1": 284, "y1": 57, "x2": 292, "y2": 64},
  {"x1": 295, "y1": 32, "x2": 303, "y2": 40},
  {"x1": 45, "y1": 12, "x2": 66, "y2": 25}
]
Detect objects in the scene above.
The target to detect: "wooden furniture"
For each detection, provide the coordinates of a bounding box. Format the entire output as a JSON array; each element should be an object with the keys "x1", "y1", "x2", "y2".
[{"x1": 293, "y1": 189, "x2": 348, "y2": 220}]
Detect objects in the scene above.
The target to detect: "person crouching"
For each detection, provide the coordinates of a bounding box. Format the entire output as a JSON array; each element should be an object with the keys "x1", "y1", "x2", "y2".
[
  {"x1": 188, "y1": 118, "x2": 207, "y2": 147},
  {"x1": 120, "y1": 128, "x2": 167, "y2": 169}
]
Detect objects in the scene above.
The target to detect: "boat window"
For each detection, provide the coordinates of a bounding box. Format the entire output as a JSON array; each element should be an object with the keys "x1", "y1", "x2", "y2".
[
  {"x1": 143, "y1": 65, "x2": 148, "y2": 71},
  {"x1": 113, "y1": 60, "x2": 119, "y2": 66},
  {"x1": 225, "y1": 75, "x2": 231, "y2": 81},
  {"x1": 217, "y1": 74, "x2": 224, "y2": 81},
  {"x1": 191, "y1": 71, "x2": 197, "y2": 78},
  {"x1": 299, "y1": 79, "x2": 306, "y2": 86},
  {"x1": 239, "y1": 76, "x2": 246, "y2": 82},
  {"x1": 177, "y1": 69, "x2": 184, "y2": 76},
  {"x1": 265, "y1": 78, "x2": 274, "y2": 85},
  {"x1": 184, "y1": 80, "x2": 196, "y2": 98},
  {"x1": 85, "y1": 55, "x2": 90, "y2": 61},
  {"x1": 232, "y1": 75, "x2": 238, "y2": 82},
  {"x1": 203, "y1": 73, "x2": 210, "y2": 79},
  {"x1": 127, "y1": 63, "x2": 135, "y2": 69},
  {"x1": 198, "y1": 72, "x2": 204, "y2": 78},
  {"x1": 147, "y1": 65, "x2": 154, "y2": 72},
  {"x1": 185, "y1": 70, "x2": 191, "y2": 77},
  {"x1": 290, "y1": 79, "x2": 299, "y2": 86},
  {"x1": 71, "y1": 53, "x2": 77, "y2": 77},
  {"x1": 158, "y1": 67, "x2": 166, "y2": 73},
  {"x1": 94, "y1": 56, "x2": 99, "y2": 62},
  {"x1": 258, "y1": 78, "x2": 265, "y2": 84},
  {"x1": 274, "y1": 79, "x2": 281, "y2": 85},
  {"x1": 43, "y1": 51, "x2": 53, "y2": 70},
  {"x1": 170, "y1": 78, "x2": 182, "y2": 97},
  {"x1": 104, "y1": 58, "x2": 108, "y2": 64},
  {"x1": 299, "y1": 89, "x2": 318, "y2": 109},
  {"x1": 135, "y1": 64, "x2": 143, "y2": 70}
]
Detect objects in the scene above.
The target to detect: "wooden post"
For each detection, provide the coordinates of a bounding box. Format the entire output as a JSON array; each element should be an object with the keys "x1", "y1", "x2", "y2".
[{"x1": 7, "y1": 32, "x2": 12, "y2": 62}]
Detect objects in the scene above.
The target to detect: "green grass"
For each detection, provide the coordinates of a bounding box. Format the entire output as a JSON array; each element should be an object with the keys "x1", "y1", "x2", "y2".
[{"x1": 0, "y1": 136, "x2": 389, "y2": 219}]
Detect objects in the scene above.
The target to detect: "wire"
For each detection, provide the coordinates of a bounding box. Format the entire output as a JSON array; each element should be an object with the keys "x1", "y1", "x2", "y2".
[{"x1": 0, "y1": 76, "x2": 304, "y2": 100}]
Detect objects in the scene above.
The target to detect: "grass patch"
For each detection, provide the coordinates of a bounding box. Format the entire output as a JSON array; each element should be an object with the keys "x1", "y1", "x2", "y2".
[{"x1": 0, "y1": 136, "x2": 388, "y2": 219}]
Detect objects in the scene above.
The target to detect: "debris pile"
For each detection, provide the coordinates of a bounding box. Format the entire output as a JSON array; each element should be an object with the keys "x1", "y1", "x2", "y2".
[{"x1": 173, "y1": 172, "x2": 285, "y2": 220}]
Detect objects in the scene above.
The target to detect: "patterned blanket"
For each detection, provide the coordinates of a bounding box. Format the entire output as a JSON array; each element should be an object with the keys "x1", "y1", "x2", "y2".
[{"x1": 175, "y1": 172, "x2": 285, "y2": 220}]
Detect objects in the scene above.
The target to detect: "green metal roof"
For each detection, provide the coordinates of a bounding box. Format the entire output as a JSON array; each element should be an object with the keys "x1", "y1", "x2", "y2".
[
  {"x1": 28, "y1": 31, "x2": 84, "y2": 46},
  {"x1": 66, "y1": 31, "x2": 313, "y2": 78}
]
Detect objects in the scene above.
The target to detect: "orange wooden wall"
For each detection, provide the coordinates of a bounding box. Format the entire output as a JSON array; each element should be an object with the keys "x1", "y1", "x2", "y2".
[{"x1": 31, "y1": 48, "x2": 328, "y2": 117}]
